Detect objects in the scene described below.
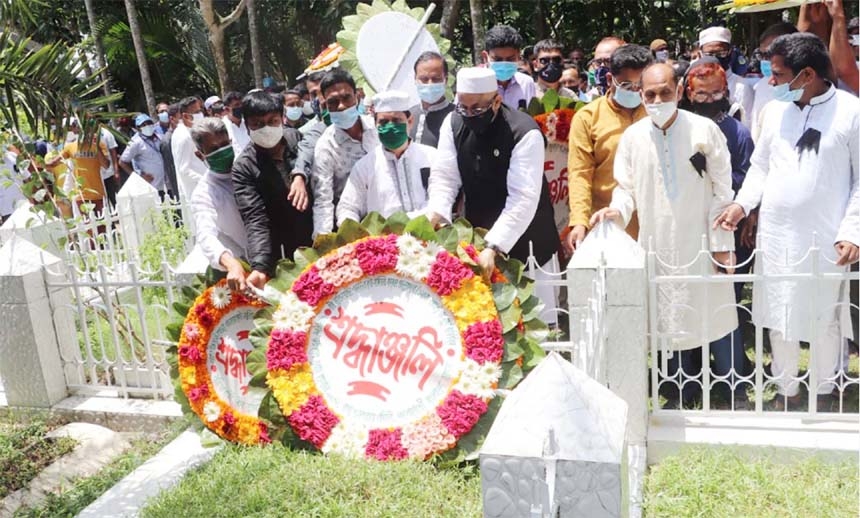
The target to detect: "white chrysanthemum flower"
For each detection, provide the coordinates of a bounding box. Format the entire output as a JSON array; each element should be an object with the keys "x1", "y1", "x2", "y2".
[
  {"x1": 453, "y1": 359, "x2": 499, "y2": 399},
  {"x1": 322, "y1": 422, "x2": 368, "y2": 458},
  {"x1": 210, "y1": 286, "x2": 232, "y2": 309},
  {"x1": 397, "y1": 234, "x2": 424, "y2": 256},
  {"x1": 203, "y1": 401, "x2": 221, "y2": 422},
  {"x1": 396, "y1": 239, "x2": 442, "y2": 282},
  {"x1": 272, "y1": 292, "x2": 315, "y2": 332}
]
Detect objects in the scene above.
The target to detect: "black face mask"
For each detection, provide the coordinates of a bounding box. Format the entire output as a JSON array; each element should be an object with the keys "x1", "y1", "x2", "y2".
[
  {"x1": 538, "y1": 62, "x2": 563, "y2": 84},
  {"x1": 462, "y1": 107, "x2": 497, "y2": 135},
  {"x1": 691, "y1": 97, "x2": 730, "y2": 120},
  {"x1": 231, "y1": 107, "x2": 243, "y2": 120},
  {"x1": 717, "y1": 54, "x2": 733, "y2": 71}
]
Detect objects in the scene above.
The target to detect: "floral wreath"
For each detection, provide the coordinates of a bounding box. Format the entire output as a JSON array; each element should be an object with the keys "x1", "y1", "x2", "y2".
[
  {"x1": 246, "y1": 213, "x2": 549, "y2": 462},
  {"x1": 169, "y1": 280, "x2": 271, "y2": 445}
]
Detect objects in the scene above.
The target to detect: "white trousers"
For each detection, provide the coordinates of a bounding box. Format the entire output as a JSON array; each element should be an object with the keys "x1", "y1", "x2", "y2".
[
  {"x1": 531, "y1": 255, "x2": 560, "y2": 327},
  {"x1": 769, "y1": 323, "x2": 842, "y2": 397}
]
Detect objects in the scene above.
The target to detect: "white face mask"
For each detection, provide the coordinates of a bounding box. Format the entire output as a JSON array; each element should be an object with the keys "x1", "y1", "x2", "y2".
[
  {"x1": 249, "y1": 125, "x2": 283, "y2": 149},
  {"x1": 191, "y1": 112, "x2": 204, "y2": 122},
  {"x1": 645, "y1": 100, "x2": 677, "y2": 128},
  {"x1": 140, "y1": 125, "x2": 156, "y2": 137}
]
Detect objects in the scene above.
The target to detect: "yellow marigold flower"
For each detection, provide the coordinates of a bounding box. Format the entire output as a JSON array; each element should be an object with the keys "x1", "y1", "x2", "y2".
[
  {"x1": 180, "y1": 365, "x2": 197, "y2": 386},
  {"x1": 267, "y1": 364, "x2": 316, "y2": 416}
]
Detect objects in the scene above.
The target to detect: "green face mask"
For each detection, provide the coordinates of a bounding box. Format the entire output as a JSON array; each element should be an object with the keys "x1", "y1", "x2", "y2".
[
  {"x1": 377, "y1": 121, "x2": 409, "y2": 150},
  {"x1": 321, "y1": 110, "x2": 331, "y2": 127},
  {"x1": 205, "y1": 144, "x2": 235, "y2": 174}
]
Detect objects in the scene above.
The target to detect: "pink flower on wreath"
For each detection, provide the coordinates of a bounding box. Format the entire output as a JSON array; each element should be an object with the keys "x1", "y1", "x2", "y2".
[
  {"x1": 287, "y1": 395, "x2": 340, "y2": 448},
  {"x1": 267, "y1": 329, "x2": 308, "y2": 371},
  {"x1": 194, "y1": 303, "x2": 208, "y2": 317},
  {"x1": 365, "y1": 428, "x2": 409, "y2": 461},
  {"x1": 436, "y1": 390, "x2": 488, "y2": 438},
  {"x1": 183, "y1": 323, "x2": 200, "y2": 342},
  {"x1": 317, "y1": 245, "x2": 363, "y2": 287},
  {"x1": 426, "y1": 251, "x2": 475, "y2": 296},
  {"x1": 259, "y1": 423, "x2": 272, "y2": 444},
  {"x1": 291, "y1": 266, "x2": 336, "y2": 307},
  {"x1": 223, "y1": 411, "x2": 236, "y2": 426},
  {"x1": 178, "y1": 344, "x2": 202, "y2": 363},
  {"x1": 463, "y1": 320, "x2": 505, "y2": 364},
  {"x1": 197, "y1": 311, "x2": 214, "y2": 328},
  {"x1": 188, "y1": 385, "x2": 209, "y2": 402},
  {"x1": 401, "y1": 414, "x2": 457, "y2": 459},
  {"x1": 462, "y1": 244, "x2": 479, "y2": 262},
  {"x1": 355, "y1": 235, "x2": 399, "y2": 275}
]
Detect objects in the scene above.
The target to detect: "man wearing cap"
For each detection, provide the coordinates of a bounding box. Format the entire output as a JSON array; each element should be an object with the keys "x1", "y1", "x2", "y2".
[
  {"x1": 699, "y1": 26, "x2": 754, "y2": 128},
  {"x1": 428, "y1": 67, "x2": 560, "y2": 325},
  {"x1": 651, "y1": 39, "x2": 670, "y2": 62},
  {"x1": 204, "y1": 95, "x2": 222, "y2": 116},
  {"x1": 120, "y1": 114, "x2": 166, "y2": 198},
  {"x1": 337, "y1": 91, "x2": 436, "y2": 224}
]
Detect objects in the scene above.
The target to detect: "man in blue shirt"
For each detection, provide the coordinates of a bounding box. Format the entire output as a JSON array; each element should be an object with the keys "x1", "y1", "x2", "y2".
[{"x1": 120, "y1": 114, "x2": 166, "y2": 199}]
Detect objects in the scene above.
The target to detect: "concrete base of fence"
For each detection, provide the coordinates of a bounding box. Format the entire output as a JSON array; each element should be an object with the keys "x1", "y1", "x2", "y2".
[{"x1": 647, "y1": 414, "x2": 860, "y2": 465}]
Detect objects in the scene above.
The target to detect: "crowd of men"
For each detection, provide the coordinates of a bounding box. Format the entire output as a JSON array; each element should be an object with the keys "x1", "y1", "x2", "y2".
[{"x1": 1, "y1": 0, "x2": 857, "y2": 411}]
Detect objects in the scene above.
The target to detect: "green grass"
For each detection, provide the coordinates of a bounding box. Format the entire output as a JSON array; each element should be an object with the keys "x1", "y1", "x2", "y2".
[
  {"x1": 12, "y1": 420, "x2": 188, "y2": 518},
  {"x1": 0, "y1": 418, "x2": 76, "y2": 499},
  {"x1": 643, "y1": 447, "x2": 859, "y2": 518},
  {"x1": 140, "y1": 444, "x2": 483, "y2": 518}
]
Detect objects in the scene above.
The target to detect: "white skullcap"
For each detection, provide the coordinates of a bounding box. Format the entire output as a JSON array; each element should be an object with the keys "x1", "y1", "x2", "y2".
[
  {"x1": 372, "y1": 90, "x2": 411, "y2": 113},
  {"x1": 699, "y1": 27, "x2": 731, "y2": 46},
  {"x1": 456, "y1": 67, "x2": 497, "y2": 94},
  {"x1": 204, "y1": 95, "x2": 222, "y2": 110}
]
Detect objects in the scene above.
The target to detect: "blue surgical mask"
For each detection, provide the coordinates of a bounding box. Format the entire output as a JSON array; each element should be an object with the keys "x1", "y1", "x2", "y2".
[
  {"x1": 417, "y1": 82, "x2": 446, "y2": 103},
  {"x1": 773, "y1": 71, "x2": 806, "y2": 103},
  {"x1": 489, "y1": 61, "x2": 517, "y2": 82},
  {"x1": 158, "y1": 111, "x2": 169, "y2": 124},
  {"x1": 329, "y1": 105, "x2": 360, "y2": 130},
  {"x1": 759, "y1": 60, "x2": 772, "y2": 78},
  {"x1": 356, "y1": 103, "x2": 367, "y2": 115},
  {"x1": 613, "y1": 85, "x2": 642, "y2": 109},
  {"x1": 285, "y1": 106, "x2": 303, "y2": 122}
]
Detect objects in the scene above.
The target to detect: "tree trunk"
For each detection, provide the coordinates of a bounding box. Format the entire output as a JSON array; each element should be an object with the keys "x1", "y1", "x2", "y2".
[
  {"x1": 83, "y1": 0, "x2": 114, "y2": 111},
  {"x1": 469, "y1": 0, "x2": 484, "y2": 65},
  {"x1": 247, "y1": 0, "x2": 263, "y2": 88},
  {"x1": 440, "y1": 0, "x2": 461, "y2": 39},
  {"x1": 123, "y1": 0, "x2": 156, "y2": 115},
  {"x1": 534, "y1": 0, "x2": 547, "y2": 40},
  {"x1": 199, "y1": 0, "x2": 247, "y2": 96}
]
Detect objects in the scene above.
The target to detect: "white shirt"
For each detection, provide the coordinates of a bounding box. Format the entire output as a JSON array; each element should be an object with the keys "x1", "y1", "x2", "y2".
[
  {"x1": 727, "y1": 71, "x2": 755, "y2": 129},
  {"x1": 735, "y1": 85, "x2": 860, "y2": 342},
  {"x1": 750, "y1": 76, "x2": 774, "y2": 142},
  {"x1": 0, "y1": 150, "x2": 28, "y2": 217},
  {"x1": 170, "y1": 123, "x2": 208, "y2": 201},
  {"x1": 223, "y1": 116, "x2": 251, "y2": 159},
  {"x1": 428, "y1": 113, "x2": 545, "y2": 254},
  {"x1": 336, "y1": 142, "x2": 436, "y2": 225},
  {"x1": 610, "y1": 110, "x2": 737, "y2": 349},
  {"x1": 311, "y1": 114, "x2": 378, "y2": 237},
  {"x1": 499, "y1": 72, "x2": 537, "y2": 110},
  {"x1": 99, "y1": 128, "x2": 118, "y2": 180},
  {"x1": 191, "y1": 170, "x2": 248, "y2": 270}
]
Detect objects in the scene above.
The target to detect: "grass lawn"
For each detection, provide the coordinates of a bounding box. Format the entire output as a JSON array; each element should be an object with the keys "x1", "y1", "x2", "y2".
[
  {"x1": 0, "y1": 417, "x2": 76, "y2": 499},
  {"x1": 140, "y1": 443, "x2": 859, "y2": 518}
]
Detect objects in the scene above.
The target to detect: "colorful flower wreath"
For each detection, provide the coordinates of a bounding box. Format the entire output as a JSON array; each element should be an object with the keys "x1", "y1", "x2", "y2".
[
  {"x1": 169, "y1": 280, "x2": 271, "y2": 445},
  {"x1": 717, "y1": 0, "x2": 820, "y2": 12},
  {"x1": 535, "y1": 108, "x2": 576, "y2": 145}
]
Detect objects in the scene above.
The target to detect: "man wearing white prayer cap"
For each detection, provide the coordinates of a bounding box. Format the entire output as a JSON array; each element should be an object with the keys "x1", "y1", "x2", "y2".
[
  {"x1": 336, "y1": 90, "x2": 437, "y2": 224},
  {"x1": 428, "y1": 67, "x2": 561, "y2": 326},
  {"x1": 698, "y1": 26, "x2": 754, "y2": 127}
]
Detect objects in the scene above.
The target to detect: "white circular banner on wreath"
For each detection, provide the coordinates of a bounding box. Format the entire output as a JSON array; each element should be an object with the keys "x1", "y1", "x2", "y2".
[
  {"x1": 308, "y1": 275, "x2": 463, "y2": 428},
  {"x1": 207, "y1": 307, "x2": 266, "y2": 416}
]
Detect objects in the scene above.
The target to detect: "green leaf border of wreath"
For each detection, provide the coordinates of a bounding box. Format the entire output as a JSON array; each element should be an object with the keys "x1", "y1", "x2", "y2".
[{"x1": 168, "y1": 212, "x2": 549, "y2": 463}]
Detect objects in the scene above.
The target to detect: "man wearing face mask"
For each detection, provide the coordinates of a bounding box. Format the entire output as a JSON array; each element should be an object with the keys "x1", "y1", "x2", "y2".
[
  {"x1": 566, "y1": 44, "x2": 651, "y2": 254},
  {"x1": 532, "y1": 39, "x2": 576, "y2": 99},
  {"x1": 651, "y1": 39, "x2": 670, "y2": 63},
  {"x1": 155, "y1": 102, "x2": 170, "y2": 136},
  {"x1": 716, "y1": 33, "x2": 860, "y2": 409},
  {"x1": 222, "y1": 91, "x2": 250, "y2": 159},
  {"x1": 120, "y1": 114, "x2": 166, "y2": 198},
  {"x1": 171, "y1": 96, "x2": 209, "y2": 208},
  {"x1": 750, "y1": 23, "x2": 798, "y2": 142},
  {"x1": 232, "y1": 92, "x2": 314, "y2": 290},
  {"x1": 283, "y1": 89, "x2": 307, "y2": 129},
  {"x1": 699, "y1": 27, "x2": 755, "y2": 128},
  {"x1": 482, "y1": 25, "x2": 536, "y2": 110},
  {"x1": 592, "y1": 63, "x2": 738, "y2": 408},
  {"x1": 428, "y1": 67, "x2": 560, "y2": 326},
  {"x1": 409, "y1": 51, "x2": 454, "y2": 148},
  {"x1": 291, "y1": 71, "x2": 331, "y2": 183},
  {"x1": 337, "y1": 90, "x2": 435, "y2": 224},
  {"x1": 190, "y1": 117, "x2": 248, "y2": 291},
  {"x1": 311, "y1": 68, "x2": 378, "y2": 237}
]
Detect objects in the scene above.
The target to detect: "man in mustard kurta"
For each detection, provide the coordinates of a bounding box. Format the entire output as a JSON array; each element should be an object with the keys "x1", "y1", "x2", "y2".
[{"x1": 565, "y1": 44, "x2": 652, "y2": 253}]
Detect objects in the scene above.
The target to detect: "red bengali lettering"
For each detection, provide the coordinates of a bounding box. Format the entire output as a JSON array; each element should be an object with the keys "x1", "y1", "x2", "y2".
[{"x1": 215, "y1": 332, "x2": 252, "y2": 393}]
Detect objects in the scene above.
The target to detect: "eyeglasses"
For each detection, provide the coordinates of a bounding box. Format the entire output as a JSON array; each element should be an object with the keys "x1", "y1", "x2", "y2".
[
  {"x1": 455, "y1": 101, "x2": 494, "y2": 117},
  {"x1": 703, "y1": 49, "x2": 731, "y2": 59},
  {"x1": 690, "y1": 91, "x2": 726, "y2": 103},
  {"x1": 538, "y1": 56, "x2": 563, "y2": 66},
  {"x1": 612, "y1": 77, "x2": 641, "y2": 91}
]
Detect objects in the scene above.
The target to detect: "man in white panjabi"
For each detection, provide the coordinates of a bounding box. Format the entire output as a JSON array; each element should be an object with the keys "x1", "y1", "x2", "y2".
[
  {"x1": 593, "y1": 63, "x2": 740, "y2": 408},
  {"x1": 337, "y1": 90, "x2": 436, "y2": 224},
  {"x1": 718, "y1": 33, "x2": 860, "y2": 408}
]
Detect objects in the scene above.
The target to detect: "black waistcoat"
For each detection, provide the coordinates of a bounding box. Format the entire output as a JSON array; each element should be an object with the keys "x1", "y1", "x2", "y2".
[{"x1": 451, "y1": 105, "x2": 559, "y2": 265}]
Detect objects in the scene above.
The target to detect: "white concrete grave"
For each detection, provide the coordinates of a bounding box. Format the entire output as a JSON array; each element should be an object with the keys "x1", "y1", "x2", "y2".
[
  {"x1": 0, "y1": 200, "x2": 66, "y2": 255},
  {"x1": 480, "y1": 352, "x2": 628, "y2": 518},
  {"x1": 116, "y1": 173, "x2": 159, "y2": 256}
]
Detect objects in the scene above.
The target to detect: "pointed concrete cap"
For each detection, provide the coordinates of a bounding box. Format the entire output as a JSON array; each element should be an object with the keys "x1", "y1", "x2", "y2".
[{"x1": 117, "y1": 173, "x2": 158, "y2": 199}]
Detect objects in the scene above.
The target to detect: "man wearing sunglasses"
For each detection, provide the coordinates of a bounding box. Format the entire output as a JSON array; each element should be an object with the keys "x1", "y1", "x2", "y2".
[
  {"x1": 532, "y1": 39, "x2": 577, "y2": 99},
  {"x1": 428, "y1": 67, "x2": 560, "y2": 326},
  {"x1": 698, "y1": 26, "x2": 754, "y2": 128}
]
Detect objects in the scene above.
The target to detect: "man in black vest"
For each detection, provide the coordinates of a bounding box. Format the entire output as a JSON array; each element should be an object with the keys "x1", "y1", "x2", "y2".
[{"x1": 428, "y1": 67, "x2": 560, "y2": 324}]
